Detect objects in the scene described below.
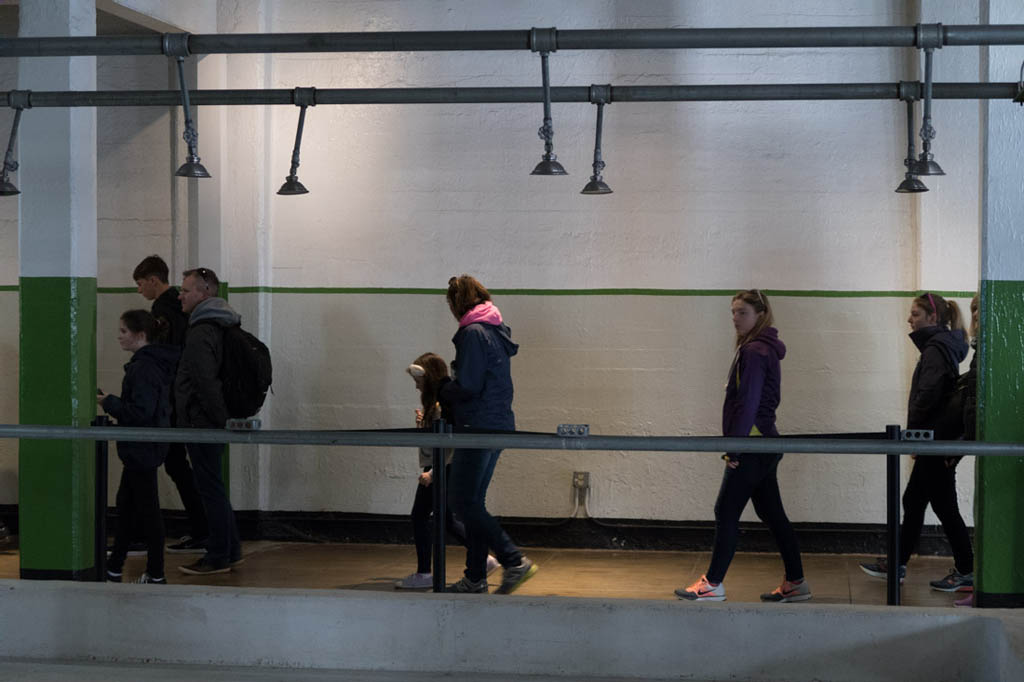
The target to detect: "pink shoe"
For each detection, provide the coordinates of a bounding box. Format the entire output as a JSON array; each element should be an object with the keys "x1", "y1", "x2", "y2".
[
  {"x1": 675, "y1": 575, "x2": 726, "y2": 601},
  {"x1": 954, "y1": 593, "x2": 974, "y2": 608}
]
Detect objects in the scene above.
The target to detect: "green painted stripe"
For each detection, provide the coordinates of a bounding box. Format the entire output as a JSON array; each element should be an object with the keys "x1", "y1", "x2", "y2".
[
  {"x1": 4, "y1": 285, "x2": 979, "y2": 298},
  {"x1": 223, "y1": 287, "x2": 977, "y2": 298},
  {"x1": 975, "y1": 279, "x2": 1024, "y2": 596},
  {"x1": 0, "y1": 285, "x2": 18, "y2": 292},
  {"x1": 19, "y1": 276, "x2": 97, "y2": 572}
]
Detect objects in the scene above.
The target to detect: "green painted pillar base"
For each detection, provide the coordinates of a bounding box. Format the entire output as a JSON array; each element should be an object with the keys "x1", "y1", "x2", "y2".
[
  {"x1": 975, "y1": 280, "x2": 1024, "y2": 608},
  {"x1": 18, "y1": 277, "x2": 97, "y2": 579}
]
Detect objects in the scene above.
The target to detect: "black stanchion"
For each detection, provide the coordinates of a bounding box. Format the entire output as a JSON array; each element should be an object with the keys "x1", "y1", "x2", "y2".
[
  {"x1": 92, "y1": 415, "x2": 111, "y2": 582},
  {"x1": 431, "y1": 419, "x2": 448, "y2": 593},
  {"x1": 885, "y1": 424, "x2": 902, "y2": 606}
]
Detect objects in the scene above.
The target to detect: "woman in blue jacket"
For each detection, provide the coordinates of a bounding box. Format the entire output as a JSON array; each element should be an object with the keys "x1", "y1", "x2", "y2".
[
  {"x1": 439, "y1": 275, "x2": 537, "y2": 595},
  {"x1": 676, "y1": 290, "x2": 809, "y2": 603},
  {"x1": 98, "y1": 309, "x2": 179, "y2": 584}
]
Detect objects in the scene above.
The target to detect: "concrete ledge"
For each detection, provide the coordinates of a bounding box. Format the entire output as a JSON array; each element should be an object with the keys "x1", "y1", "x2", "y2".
[{"x1": 1, "y1": 580, "x2": 1022, "y2": 681}]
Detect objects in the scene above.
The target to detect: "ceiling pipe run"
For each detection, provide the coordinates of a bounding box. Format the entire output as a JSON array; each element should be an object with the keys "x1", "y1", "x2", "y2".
[
  {"x1": 3, "y1": 82, "x2": 1016, "y2": 109},
  {"x1": 3, "y1": 24, "x2": 1024, "y2": 58}
]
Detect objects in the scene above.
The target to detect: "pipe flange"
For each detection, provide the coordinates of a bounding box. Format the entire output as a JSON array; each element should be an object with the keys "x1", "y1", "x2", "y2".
[
  {"x1": 897, "y1": 80, "x2": 920, "y2": 102},
  {"x1": 589, "y1": 84, "x2": 612, "y2": 105},
  {"x1": 162, "y1": 33, "x2": 192, "y2": 57},
  {"x1": 7, "y1": 89, "x2": 31, "y2": 110},
  {"x1": 914, "y1": 23, "x2": 943, "y2": 50},
  {"x1": 530, "y1": 27, "x2": 558, "y2": 53},
  {"x1": 293, "y1": 87, "x2": 317, "y2": 107}
]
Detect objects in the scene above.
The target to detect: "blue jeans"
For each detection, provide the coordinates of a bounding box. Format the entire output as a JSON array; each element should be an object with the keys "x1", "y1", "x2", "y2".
[
  {"x1": 448, "y1": 448, "x2": 521, "y2": 582},
  {"x1": 187, "y1": 442, "x2": 241, "y2": 567}
]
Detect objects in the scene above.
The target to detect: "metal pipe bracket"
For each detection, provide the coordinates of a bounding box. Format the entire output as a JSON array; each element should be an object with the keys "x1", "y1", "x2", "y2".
[
  {"x1": 530, "y1": 27, "x2": 558, "y2": 53},
  {"x1": 292, "y1": 87, "x2": 317, "y2": 107},
  {"x1": 915, "y1": 23, "x2": 943, "y2": 50},
  {"x1": 897, "y1": 80, "x2": 921, "y2": 102},
  {"x1": 162, "y1": 33, "x2": 192, "y2": 57},
  {"x1": 7, "y1": 90, "x2": 31, "y2": 110},
  {"x1": 589, "y1": 84, "x2": 612, "y2": 105}
]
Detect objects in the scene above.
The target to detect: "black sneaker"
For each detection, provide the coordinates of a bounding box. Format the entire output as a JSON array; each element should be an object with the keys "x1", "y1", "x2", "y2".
[
  {"x1": 167, "y1": 535, "x2": 208, "y2": 554},
  {"x1": 494, "y1": 557, "x2": 538, "y2": 595},
  {"x1": 106, "y1": 568, "x2": 123, "y2": 583},
  {"x1": 178, "y1": 558, "x2": 230, "y2": 576},
  {"x1": 446, "y1": 576, "x2": 489, "y2": 593},
  {"x1": 930, "y1": 568, "x2": 973, "y2": 592},
  {"x1": 107, "y1": 541, "x2": 147, "y2": 557},
  {"x1": 859, "y1": 558, "x2": 906, "y2": 583}
]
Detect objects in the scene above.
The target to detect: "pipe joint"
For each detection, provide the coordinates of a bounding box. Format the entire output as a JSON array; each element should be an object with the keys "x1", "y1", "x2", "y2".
[
  {"x1": 589, "y1": 84, "x2": 612, "y2": 104},
  {"x1": 162, "y1": 33, "x2": 191, "y2": 57},
  {"x1": 915, "y1": 23, "x2": 943, "y2": 50},
  {"x1": 897, "y1": 81, "x2": 920, "y2": 102},
  {"x1": 293, "y1": 87, "x2": 317, "y2": 107},
  {"x1": 7, "y1": 90, "x2": 31, "y2": 110},
  {"x1": 530, "y1": 27, "x2": 558, "y2": 53}
]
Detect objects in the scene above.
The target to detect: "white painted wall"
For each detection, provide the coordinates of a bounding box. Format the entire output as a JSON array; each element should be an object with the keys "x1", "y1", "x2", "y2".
[{"x1": 4, "y1": 1, "x2": 996, "y2": 530}]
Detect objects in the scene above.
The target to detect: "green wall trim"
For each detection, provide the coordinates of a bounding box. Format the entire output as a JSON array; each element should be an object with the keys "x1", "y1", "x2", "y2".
[
  {"x1": 975, "y1": 279, "x2": 1024, "y2": 596},
  {"x1": 223, "y1": 287, "x2": 976, "y2": 298},
  {"x1": 3, "y1": 285, "x2": 980, "y2": 298},
  {"x1": 18, "y1": 276, "x2": 97, "y2": 573}
]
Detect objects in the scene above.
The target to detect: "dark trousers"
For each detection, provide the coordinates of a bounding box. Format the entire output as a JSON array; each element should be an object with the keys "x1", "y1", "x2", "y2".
[
  {"x1": 706, "y1": 453, "x2": 804, "y2": 584},
  {"x1": 411, "y1": 465, "x2": 468, "y2": 574},
  {"x1": 164, "y1": 443, "x2": 209, "y2": 541},
  {"x1": 109, "y1": 467, "x2": 165, "y2": 579},
  {"x1": 900, "y1": 456, "x2": 974, "y2": 573},
  {"x1": 187, "y1": 442, "x2": 241, "y2": 566},
  {"x1": 448, "y1": 449, "x2": 521, "y2": 582}
]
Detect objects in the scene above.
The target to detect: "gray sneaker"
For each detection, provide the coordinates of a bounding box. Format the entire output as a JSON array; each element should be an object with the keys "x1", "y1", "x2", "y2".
[
  {"x1": 494, "y1": 557, "x2": 538, "y2": 595},
  {"x1": 446, "y1": 576, "x2": 489, "y2": 593},
  {"x1": 760, "y1": 578, "x2": 812, "y2": 603},
  {"x1": 930, "y1": 568, "x2": 973, "y2": 592}
]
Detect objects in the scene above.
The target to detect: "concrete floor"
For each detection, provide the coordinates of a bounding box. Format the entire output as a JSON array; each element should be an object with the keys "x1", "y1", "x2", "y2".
[{"x1": 0, "y1": 539, "x2": 967, "y2": 607}]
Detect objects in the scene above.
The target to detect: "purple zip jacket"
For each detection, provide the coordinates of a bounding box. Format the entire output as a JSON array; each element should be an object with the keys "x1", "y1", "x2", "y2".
[{"x1": 722, "y1": 327, "x2": 786, "y2": 461}]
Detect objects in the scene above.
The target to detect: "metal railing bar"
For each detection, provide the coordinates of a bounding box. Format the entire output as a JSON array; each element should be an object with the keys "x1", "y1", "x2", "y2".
[{"x1": 0, "y1": 424, "x2": 1020, "y2": 457}]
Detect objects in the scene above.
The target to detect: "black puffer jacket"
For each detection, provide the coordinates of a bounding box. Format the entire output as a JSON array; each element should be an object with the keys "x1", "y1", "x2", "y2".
[
  {"x1": 174, "y1": 297, "x2": 240, "y2": 429},
  {"x1": 101, "y1": 344, "x2": 180, "y2": 470},
  {"x1": 907, "y1": 325, "x2": 969, "y2": 438}
]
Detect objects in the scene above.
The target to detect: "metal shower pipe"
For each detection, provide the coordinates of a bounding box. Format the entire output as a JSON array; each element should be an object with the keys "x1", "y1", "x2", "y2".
[
  {"x1": 3, "y1": 83, "x2": 1017, "y2": 109},
  {"x1": 3, "y1": 25, "x2": 1024, "y2": 58}
]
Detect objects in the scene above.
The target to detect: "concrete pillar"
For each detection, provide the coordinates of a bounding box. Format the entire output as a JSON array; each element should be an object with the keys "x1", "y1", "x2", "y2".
[
  {"x1": 17, "y1": 0, "x2": 98, "y2": 579},
  {"x1": 975, "y1": 0, "x2": 1024, "y2": 608}
]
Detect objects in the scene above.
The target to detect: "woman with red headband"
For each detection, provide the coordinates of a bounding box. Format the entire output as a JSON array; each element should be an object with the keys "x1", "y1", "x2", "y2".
[{"x1": 860, "y1": 292, "x2": 972, "y2": 593}]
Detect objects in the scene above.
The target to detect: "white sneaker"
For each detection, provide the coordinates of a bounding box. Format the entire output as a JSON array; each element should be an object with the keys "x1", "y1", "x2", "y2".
[
  {"x1": 486, "y1": 555, "x2": 500, "y2": 576},
  {"x1": 395, "y1": 572, "x2": 433, "y2": 589}
]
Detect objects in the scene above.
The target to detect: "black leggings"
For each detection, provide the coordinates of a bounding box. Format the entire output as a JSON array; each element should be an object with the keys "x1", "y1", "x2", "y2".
[
  {"x1": 411, "y1": 465, "x2": 468, "y2": 574},
  {"x1": 706, "y1": 453, "x2": 803, "y2": 584},
  {"x1": 108, "y1": 467, "x2": 165, "y2": 579},
  {"x1": 900, "y1": 456, "x2": 974, "y2": 573}
]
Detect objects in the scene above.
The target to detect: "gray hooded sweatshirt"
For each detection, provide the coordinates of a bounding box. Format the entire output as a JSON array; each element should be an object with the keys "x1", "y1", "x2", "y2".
[{"x1": 174, "y1": 297, "x2": 241, "y2": 429}]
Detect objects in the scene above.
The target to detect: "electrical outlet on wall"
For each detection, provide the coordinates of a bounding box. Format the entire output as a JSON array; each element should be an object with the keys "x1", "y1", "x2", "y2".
[{"x1": 573, "y1": 471, "x2": 590, "y2": 490}]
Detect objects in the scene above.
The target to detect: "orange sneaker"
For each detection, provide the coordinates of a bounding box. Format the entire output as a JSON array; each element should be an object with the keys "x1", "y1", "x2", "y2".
[
  {"x1": 675, "y1": 575, "x2": 726, "y2": 601},
  {"x1": 760, "y1": 578, "x2": 812, "y2": 603}
]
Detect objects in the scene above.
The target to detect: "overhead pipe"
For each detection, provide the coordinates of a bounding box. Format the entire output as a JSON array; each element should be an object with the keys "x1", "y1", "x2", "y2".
[
  {"x1": 3, "y1": 82, "x2": 1017, "y2": 109},
  {"x1": 4, "y1": 25, "x2": 1024, "y2": 58}
]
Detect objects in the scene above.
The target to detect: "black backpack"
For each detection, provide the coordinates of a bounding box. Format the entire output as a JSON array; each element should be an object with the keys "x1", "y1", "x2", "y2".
[{"x1": 219, "y1": 324, "x2": 273, "y2": 418}]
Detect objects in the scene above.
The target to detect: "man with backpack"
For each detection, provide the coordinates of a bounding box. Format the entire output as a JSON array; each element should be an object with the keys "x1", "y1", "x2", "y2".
[
  {"x1": 133, "y1": 255, "x2": 209, "y2": 555},
  {"x1": 175, "y1": 267, "x2": 244, "y2": 576}
]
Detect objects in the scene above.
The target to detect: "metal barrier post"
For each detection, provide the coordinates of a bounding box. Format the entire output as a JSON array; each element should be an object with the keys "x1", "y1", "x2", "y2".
[
  {"x1": 431, "y1": 419, "x2": 447, "y2": 593},
  {"x1": 885, "y1": 424, "x2": 902, "y2": 605},
  {"x1": 92, "y1": 415, "x2": 111, "y2": 581}
]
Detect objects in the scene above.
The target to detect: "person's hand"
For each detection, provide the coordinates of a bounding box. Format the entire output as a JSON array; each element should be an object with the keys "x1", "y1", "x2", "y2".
[
  {"x1": 415, "y1": 408, "x2": 424, "y2": 428},
  {"x1": 96, "y1": 391, "x2": 107, "y2": 406},
  {"x1": 727, "y1": 460, "x2": 739, "y2": 470},
  {"x1": 418, "y1": 470, "x2": 433, "y2": 487}
]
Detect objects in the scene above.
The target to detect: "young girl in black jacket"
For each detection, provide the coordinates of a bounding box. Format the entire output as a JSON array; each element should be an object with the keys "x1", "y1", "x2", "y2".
[
  {"x1": 860, "y1": 292, "x2": 972, "y2": 592},
  {"x1": 98, "y1": 310, "x2": 180, "y2": 584}
]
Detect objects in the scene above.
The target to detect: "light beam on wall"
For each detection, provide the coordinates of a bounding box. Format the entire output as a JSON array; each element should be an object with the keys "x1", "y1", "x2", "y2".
[
  {"x1": 0, "y1": 108, "x2": 21, "y2": 196},
  {"x1": 173, "y1": 56, "x2": 211, "y2": 178},
  {"x1": 896, "y1": 99, "x2": 928, "y2": 193}
]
